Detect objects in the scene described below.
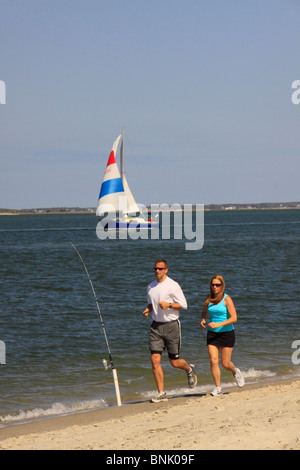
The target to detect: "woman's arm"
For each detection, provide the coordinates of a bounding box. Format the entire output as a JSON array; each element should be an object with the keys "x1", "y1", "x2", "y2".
[{"x1": 200, "y1": 306, "x2": 208, "y2": 329}]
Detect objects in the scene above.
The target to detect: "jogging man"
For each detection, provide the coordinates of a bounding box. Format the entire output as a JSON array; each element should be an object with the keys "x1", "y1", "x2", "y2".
[{"x1": 143, "y1": 259, "x2": 197, "y2": 402}]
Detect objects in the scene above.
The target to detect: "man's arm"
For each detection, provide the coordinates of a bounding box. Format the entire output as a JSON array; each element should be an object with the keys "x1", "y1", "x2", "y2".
[
  {"x1": 143, "y1": 303, "x2": 153, "y2": 317},
  {"x1": 158, "y1": 301, "x2": 183, "y2": 310}
]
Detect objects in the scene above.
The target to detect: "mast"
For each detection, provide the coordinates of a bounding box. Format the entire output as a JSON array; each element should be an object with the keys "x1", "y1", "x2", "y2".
[{"x1": 120, "y1": 128, "x2": 125, "y2": 185}]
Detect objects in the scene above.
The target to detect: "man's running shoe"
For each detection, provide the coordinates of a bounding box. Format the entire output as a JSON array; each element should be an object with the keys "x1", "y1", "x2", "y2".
[
  {"x1": 187, "y1": 364, "x2": 197, "y2": 388},
  {"x1": 150, "y1": 392, "x2": 168, "y2": 403},
  {"x1": 211, "y1": 387, "x2": 223, "y2": 396},
  {"x1": 234, "y1": 368, "x2": 245, "y2": 388}
]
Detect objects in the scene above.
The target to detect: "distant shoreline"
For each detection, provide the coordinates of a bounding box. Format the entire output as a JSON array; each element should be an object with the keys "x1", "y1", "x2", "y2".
[{"x1": 0, "y1": 202, "x2": 299, "y2": 215}]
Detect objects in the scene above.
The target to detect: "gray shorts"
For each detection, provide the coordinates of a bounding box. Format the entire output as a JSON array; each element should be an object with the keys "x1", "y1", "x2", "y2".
[{"x1": 149, "y1": 320, "x2": 181, "y2": 359}]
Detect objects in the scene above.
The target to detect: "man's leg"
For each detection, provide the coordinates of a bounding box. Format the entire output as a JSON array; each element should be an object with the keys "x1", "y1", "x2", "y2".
[
  {"x1": 166, "y1": 320, "x2": 197, "y2": 387},
  {"x1": 169, "y1": 357, "x2": 191, "y2": 373},
  {"x1": 169, "y1": 357, "x2": 197, "y2": 388},
  {"x1": 151, "y1": 352, "x2": 164, "y2": 392}
]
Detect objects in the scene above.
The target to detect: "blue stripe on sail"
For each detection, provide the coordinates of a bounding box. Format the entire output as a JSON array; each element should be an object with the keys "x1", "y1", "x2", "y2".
[{"x1": 99, "y1": 178, "x2": 124, "y2": 200}]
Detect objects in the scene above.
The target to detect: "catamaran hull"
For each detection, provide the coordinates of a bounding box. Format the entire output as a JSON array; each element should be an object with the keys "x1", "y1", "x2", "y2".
[{"x1": 100, "y1": 220, "x2": 159, "y2": 230}]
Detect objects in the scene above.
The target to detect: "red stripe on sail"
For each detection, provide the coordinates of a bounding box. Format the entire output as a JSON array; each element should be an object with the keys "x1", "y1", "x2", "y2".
[{"x1": 107, "y1": 151, "x2": 116, "y2": 166}]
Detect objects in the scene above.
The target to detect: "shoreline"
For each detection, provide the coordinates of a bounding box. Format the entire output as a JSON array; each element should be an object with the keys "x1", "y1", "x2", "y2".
[
  {"x1": 0, "y1": 203, "x2": 299, "y2": 216},
  {"x1": 1, "y1": 376, "x2": 299, "y2": 450},
  {"x1": 0, "y1": 208, "x2": 299, "y2": 217}
]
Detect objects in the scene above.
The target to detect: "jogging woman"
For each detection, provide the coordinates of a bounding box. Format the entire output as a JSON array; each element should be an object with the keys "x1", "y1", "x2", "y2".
[{"x1": 200, "y1": 275, "x2": 244, "y2": 395}]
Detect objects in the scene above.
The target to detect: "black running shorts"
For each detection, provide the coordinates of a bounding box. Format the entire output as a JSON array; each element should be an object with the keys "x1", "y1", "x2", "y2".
[{"x1": 207, "y1": 330, "x2": 235, "y2": 348}]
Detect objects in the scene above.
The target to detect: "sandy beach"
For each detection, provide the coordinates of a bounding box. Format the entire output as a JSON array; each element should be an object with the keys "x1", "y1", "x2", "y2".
[{"x1": 0, "y1": 377, "x2": 299, "y2": 451}]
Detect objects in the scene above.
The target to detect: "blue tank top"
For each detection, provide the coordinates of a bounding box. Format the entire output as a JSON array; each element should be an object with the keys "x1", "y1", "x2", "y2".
[{"x1": 207, "y1": 294, "x2": 234, "y2": 333}]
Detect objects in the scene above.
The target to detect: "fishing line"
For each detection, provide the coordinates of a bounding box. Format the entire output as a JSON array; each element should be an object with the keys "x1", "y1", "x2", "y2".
[{"x1": 70, "y1": 242, "x2": 122, "y2": 406}]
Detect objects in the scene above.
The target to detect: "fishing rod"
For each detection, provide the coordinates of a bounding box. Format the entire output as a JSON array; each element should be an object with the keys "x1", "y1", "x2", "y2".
[{"x1": 70, "y1": 242, "x2": 122, "y2": 407}]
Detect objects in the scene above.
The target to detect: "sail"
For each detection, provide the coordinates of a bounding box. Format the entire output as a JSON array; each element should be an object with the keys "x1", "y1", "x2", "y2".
[
  {"x1": 96, "y1": 132, "x2": 142, "y2": 219},
  {"x1": 96, "y1": 135, "x2": 124, "y2": 217},
  {"x1": 123, "y1": 175, "x2": 141, "y2": 217}
]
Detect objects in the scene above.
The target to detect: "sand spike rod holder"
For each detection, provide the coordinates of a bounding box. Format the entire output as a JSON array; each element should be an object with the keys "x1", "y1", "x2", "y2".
[{"x1": 70, "y1": 243, "x2": 122, "y2": 406}]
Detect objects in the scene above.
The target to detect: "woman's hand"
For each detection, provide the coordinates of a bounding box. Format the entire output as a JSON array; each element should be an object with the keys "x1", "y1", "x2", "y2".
[
  {"x1": 200, "y1": 319, "x2": 206, "y2": 329},
  {"x1": 207, "y1": 322, "x2": 219, "y2": 329}
]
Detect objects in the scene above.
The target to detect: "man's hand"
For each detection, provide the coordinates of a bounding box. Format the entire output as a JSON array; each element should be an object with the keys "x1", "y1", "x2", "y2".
[
  {"x1": 143, "y1": 307, "x2": 150, "y2": 317},
  {"x1": 159, "y1": 301, "x2": 170, "y2": 310},
  {"x1": 143, "y1": 304, "x2": 152, "y2": 317}
]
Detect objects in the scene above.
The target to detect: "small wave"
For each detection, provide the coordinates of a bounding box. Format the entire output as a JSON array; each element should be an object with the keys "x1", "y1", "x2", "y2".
[
  {"x1": 140, "y1": 368, "x2": 278, "y2": 400},
  {"x1": 242, "y1": 367, "x2": 277, "y2": 379},
  {"x1": 0, "y1": 399, "x2": 108, "y2": 426},
  {"x1": 205, "y1": 221, "x2": 300, "y2": 227},
  {"x1": 0, "y1": 227, "x2": 93, "y2": 233}
]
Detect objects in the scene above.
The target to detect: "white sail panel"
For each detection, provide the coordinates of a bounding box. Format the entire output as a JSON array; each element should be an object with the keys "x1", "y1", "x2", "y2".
[
  {"x1": 96, "y1": 135, "x2": 125, "y2": 217},
  {"x1": 122, "y1": 175, "x2": 141, "y2": 216}
]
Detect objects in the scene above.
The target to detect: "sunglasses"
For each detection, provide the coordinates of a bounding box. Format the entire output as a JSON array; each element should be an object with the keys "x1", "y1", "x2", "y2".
[
  {"x1": 154, "y1": 267, "x2": 166, "y2": 271},
  {"x1": 211, "y1": 283, "x2": 222, "y2": 287}
]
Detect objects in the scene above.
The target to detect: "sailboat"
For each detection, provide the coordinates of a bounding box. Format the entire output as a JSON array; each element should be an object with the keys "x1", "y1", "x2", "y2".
[{"x1": 96, "y1": 131, "x2": 159, "y2": 229}]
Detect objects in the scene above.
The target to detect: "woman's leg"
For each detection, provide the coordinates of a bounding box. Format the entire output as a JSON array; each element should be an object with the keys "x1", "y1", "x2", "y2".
[
  {"x1": 208, "y1": 344, "x2": 221, "y2": 387},
  {"x1": 220, "y1": 347, "x2": 237, "y2": 375}
]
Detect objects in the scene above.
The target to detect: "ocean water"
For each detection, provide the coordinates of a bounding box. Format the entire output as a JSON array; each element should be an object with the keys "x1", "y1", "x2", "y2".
[{"x1": 0, "y1": 210, "x2": 299, "y2": 425}]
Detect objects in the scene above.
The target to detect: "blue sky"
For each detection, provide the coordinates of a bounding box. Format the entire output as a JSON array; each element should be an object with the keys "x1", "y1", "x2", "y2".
[{"x1": 1, "y1": 0, "x2": 300, "y2": 209}]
